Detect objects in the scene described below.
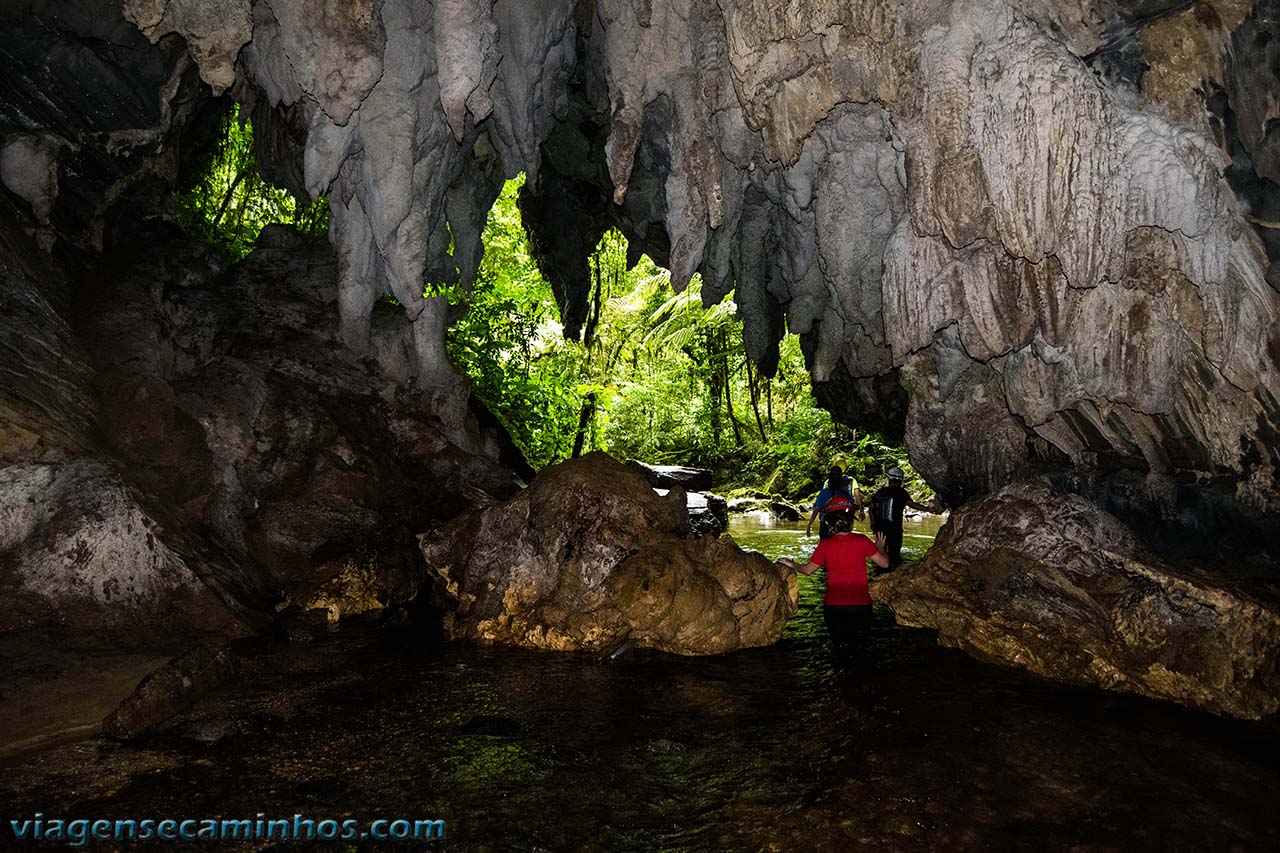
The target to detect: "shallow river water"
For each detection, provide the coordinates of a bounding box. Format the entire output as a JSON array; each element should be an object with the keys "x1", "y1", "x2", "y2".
[{"x1": 4, "y1": 514, "x2": 1278, "y2": 850}]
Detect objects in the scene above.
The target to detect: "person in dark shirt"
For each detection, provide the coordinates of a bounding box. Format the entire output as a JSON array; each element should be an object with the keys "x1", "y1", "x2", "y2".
[
  {"x1": 868, "y1": 467, "x2": 932, "y2": 568},
  {"x1": 779, "y1": 495, "x2": 888, "y2": 657}
]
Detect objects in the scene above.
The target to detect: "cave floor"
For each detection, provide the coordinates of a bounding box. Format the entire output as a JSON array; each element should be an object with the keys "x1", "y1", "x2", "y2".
[{"x1": 2, "y1": 589, "x2": 1277, "y2": 851}]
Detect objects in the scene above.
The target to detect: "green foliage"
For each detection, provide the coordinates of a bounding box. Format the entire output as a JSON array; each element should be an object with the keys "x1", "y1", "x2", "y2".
[
  {"x1": 441, "y1": 176, "x2": 584, "y2": 468},
  {"x1": 178, "y1": 105, "x2": 329, "y2": 260},
  {"x1": 442, "y1": 174, "x2": 932, "y2": 503}
]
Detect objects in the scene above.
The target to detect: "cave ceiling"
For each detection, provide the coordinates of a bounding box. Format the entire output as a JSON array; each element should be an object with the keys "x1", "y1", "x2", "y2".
[{"x1": 1, "y1": 0, "x2": 1278, "y2": 532}]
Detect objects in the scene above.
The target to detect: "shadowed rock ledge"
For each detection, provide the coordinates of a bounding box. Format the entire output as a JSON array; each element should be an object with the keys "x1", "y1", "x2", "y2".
[
  {"x1": 1, "y1": 216, "x2": 519, "y2": 641},
  {"x1": 872, "y1": 482, "x2": 1280, "y2": 719},
  {"x1": 420, "y1": 452, "x2": 798, "y2": 655}
]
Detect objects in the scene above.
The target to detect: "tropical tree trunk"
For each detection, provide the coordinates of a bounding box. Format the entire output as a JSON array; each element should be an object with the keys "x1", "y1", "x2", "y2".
[
  {"x1": 721, "y1": 330, "x2": 743, "y2": 446},
  {"x1": 211, "y1": 165, "x2": 250, "y2": 228},
  {"x1": 747, "y1": 358, "x2": 768, "y2": 441},
  {"x1": 571, "y1": 391, "x2": 597, "y2": 458}
]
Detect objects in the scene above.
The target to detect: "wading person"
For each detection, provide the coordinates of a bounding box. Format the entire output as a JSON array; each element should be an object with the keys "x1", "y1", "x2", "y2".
[
  {"x1": 780, "y1": 496, "x2": 889, "y2": 657},
  {"x1": 806, "y1": 464, "x2": 863, "y2": 539},
  {"x1": 868, "y1": 467, "x2": 932, "y2": 568}
]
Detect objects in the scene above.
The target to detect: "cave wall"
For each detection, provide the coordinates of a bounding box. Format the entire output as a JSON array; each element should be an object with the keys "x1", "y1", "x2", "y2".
[
  {"x1": 3, "y1": 0, "x2": 1279, "y2": 561},
  {"x1": 0, "y1": 2, "x2": 523, "y2": 638}
]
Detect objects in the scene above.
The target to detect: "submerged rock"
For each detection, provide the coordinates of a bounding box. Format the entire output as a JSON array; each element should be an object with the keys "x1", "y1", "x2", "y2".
[
  {"x1": 676, "y1": 490, "x2": 729, "y2": 536},
  {"x1": 628, "y1": 460, "x2": 714, "y2": 492},
  {"x1": 727, "y1": 496, "x2": 768, "y2": 514},
  {"x1": 726, "y1": 494, "x2": 802, "y2": 522},
  {"x1": 420, "y1": 453, "x2": 797, "y2": 655},
  {"x1": 769, "y1": 499, "x2": 803, "y2": 522},
  {"x1": 872, "y1": 482, "x2": 1280, "y2": 719},
  {"x1": 103, "y1": 642, "x2": 240, "y2": 739}
]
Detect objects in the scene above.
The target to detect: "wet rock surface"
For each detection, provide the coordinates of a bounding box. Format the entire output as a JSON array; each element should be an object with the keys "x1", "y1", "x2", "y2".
[
  {"x1": 421, "y1": 453, "x2": 797, "y2": 655},
  {"x1": 0, "y1": 214, "x2": 517, "y2": 638},
  {"x1": 768, "y1": 499, "x2": 804, "y2": 522},
  {"x1": 628, "y1": 460, "x2": 714, "y2": 492},
  {"x1": 727, "y1": 494, "x2": 804, "y2": 522},
  {"x1": 873, "y1": 481, "x2": 1280, "y2": 719},
  {"x1": 103, "y1": 641, "x2": 241, "y2": 739},
  {"x1": 676, "y1": 490, "x2": 729, "y2": 536}
]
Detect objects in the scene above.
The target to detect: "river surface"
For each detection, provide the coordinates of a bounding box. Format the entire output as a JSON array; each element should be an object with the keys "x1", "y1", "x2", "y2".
[{"x1": 3, "y1": 514, "x2": 1277, "y2": 850}]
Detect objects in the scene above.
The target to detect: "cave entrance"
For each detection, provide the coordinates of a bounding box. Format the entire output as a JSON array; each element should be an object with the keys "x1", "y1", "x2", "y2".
[
  {"x1": 441, "y1": 176, "x2": 933, "y2": 535},
  {"x1": 177, "y1": 104, "x2": 329, "y2": 260},
  {"x1": 175, "y1": 112, "x2": 932, "y2": 544}
]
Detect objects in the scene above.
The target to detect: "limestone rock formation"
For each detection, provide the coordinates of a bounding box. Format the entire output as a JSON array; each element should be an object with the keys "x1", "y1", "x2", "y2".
[
  {"x1": 1, "y1": 202, "x2": 249, "y2": 639},
  {"x1": 0, "y1": 1, "x2": 211, "y2": 250},
  {"x1": 627, "y1": 460, "x2": 714, "y2": 492},
  {"x1": 83, "y1": 223, "x2": 518, "y2": 618},
  {"x1": 420, "y1": 453, "x2": 798, "y2": 655},
  {"x1": 872, "y1": 482, "x2": 1280, "y2": 719},
  {"x1": 682, "y1": 491, "x2": 730, "y2": 536},
  {"x1": 0, "y1": 458, "x2": 242, "y2": 639}
]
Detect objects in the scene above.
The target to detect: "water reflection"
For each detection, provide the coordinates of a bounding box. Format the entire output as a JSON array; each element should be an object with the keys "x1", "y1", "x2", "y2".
[
  {"x1": 726, "y1": 508, "x2": 944, "y2": 562},
  {"x1": 3, "y1": 513, "x2": 1277, "y2": 850}
]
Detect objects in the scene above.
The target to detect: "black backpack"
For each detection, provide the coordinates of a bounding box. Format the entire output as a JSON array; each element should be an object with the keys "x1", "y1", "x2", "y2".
[{"x1": 870, "y1": 491, "x2": 895, "y2": 525}]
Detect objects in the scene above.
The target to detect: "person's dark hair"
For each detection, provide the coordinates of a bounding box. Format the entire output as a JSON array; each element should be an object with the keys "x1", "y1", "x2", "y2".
[
  {"x1": 827, "y1": 466, "x2": 843, "y2": 492},
  {"x1": 827, "y1": 509, "x2": 853, "y2": 533}
]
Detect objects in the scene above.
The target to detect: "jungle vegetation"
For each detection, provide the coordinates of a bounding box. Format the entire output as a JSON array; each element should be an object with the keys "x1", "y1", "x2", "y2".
[
  {"x1": 178, "y1": 105, "x2": 329, "y2": 260},
  {"x1": 441, "y1": 176, "x2": 931, "y2": 502}
]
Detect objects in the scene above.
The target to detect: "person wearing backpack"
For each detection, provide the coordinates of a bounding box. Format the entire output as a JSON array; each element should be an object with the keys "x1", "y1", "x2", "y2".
[
  {"x1": 868, "y1": 467, "x2": 932, "y2": 567},
  {"x1": 805, "y1": 464, "x2": 863, "y2": 539}
]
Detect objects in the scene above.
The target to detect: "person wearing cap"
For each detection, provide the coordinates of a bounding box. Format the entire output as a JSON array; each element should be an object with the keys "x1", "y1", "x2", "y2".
[
  {"x1": 868, "y1": 467, "x2": 932, "y2": 567},
  {"x1": 779, "y1": 495, "x2": 889, "y2": 657},
  {"x1": 806, "y1": 464, "x2": 863, "y2": 539}
]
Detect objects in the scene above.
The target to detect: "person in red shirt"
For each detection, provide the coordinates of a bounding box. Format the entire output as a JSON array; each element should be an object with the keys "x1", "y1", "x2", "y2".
[{"x1": 778, "y1": 495, "x2": 889, "y2": 656}]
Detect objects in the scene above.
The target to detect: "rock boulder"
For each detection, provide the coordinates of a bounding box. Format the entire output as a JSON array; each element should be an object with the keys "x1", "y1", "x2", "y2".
[
  {"x1": 627, "y1": 460, "x2": 715, "y2": 492},
  {"x1": 769, "y1": 499, "x2": 803, "y2": 522},
  {"x1": 421, "y1": 453, "x2": 797, "y2": 655},
  {"x1": 103, "y1": 641, "x2": 240, "y2": 739},
  {"x1": 872, "y1": 482, "x2": 1280, "y2": 719},
  {"x1": 0, "y1": 459, "x2": 244, "y2": 639},
  {"x1": 679, "y1": 490, "x2": 729, "y2": 536}
]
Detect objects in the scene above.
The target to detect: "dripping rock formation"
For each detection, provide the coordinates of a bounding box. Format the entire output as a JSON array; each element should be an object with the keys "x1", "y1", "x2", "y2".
[{"x1": 84, "y1": 0, "x2": 1279, "y2": 549}]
